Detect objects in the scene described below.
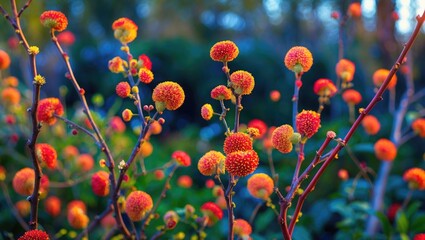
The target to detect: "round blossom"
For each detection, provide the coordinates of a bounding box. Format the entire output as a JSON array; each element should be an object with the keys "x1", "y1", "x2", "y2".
[
  {"x1": 3, "y1": 76, "x2": 19, "y2": 87},
  {"x1": 36, "y1": 143, "x2": 58, "y2": 169},
  {"x1": 313, "y1": 78, "x2": 337, "y2": 97},
  {"x1": 225, "y1": 150, "x2": 259, "y2": 177},
  {"x1": 342, "y1": 89, "x2": 362, "y2": 105},
  {"x1": 362, "y1": 115, "x2": 381, "y2": 135},
  {"x1": 67, "y1": 200, "x2": 87, "y2": 213},
  {"x1": 76, "y1": 154, "x2": 94, "y2": 171},
  {"x1": 201, "y1": 104, "x2": 214, "y2": 121},
  {"x1": 338, "y1": 169, "x2": 349, "y2": 181},
  {"x1": 347, "y1": 2, "x2": 362, "y2": 18},
  {"x1": 374, "y1": 138, "x2": 397, "y2": 161},
  {"x1": 296, "y1": 110, "x2": 321, "y2": 139},
  {"x1": 57, "y1": 31, "x2": 75, "y2": 46},
  {"x1": 122, "y1": 109, "x2": 133, "y2": 122},
  {"x1": 13, "y1": 168, "x2": 35, "y2": 196},
  {"x1": 138, "y1": 68, "x2": 154, "y2": 84},
  {"x1": 18, "y1": 229, "x2": 49, "y2": 240},
  {"x1": 139, "y1": 141, "x2": 153, "y2": 158},
  {"x1": 284, "y1": 46, "x2": 313, "y2": 73},
  {"x1": 112, "y1": 17, "x2": 138, "y2": 44},
  {"x1": 148, "y1": 121, "x2": 162, "y2": 135},
  {"x1": 91, "y1": 171, "x2": 110, "y2": 197},
  {"x1": 210, "y1": 40, "x2": 239, "y2": 62},
  {"x1": 234, "y1": 219, "x2": 252, "y2": 238},
  {"x1": 270, "y1": 90, "x2": 281, "y2": 102},
  {"x1": 1, "y1": 87, "x2": 21, "y2": 105},
  {"x1": 177, "y1": 175, "x2": 193, "y2": 188},
  {"x1": 247, "y1": 173, "x2": 274, "y2": 200},
  {"x1": 229, "y1": 70, "x2": 255, "y2": 95},
  {"x1": 223, "y1": 132, "x2": 253, "y2": 155},
  {"x1": 67, "y1": 205, "x2": 89, "y2": 229},
  {"x1": 198, "y1": 150, "x2": 226, "y2": 176},
  {"x1": 115, "y1": 82, "x2": 131, "y2": 98},
  {"x1": 336, "y1": 59, "x2": 356, "y2": 83},
  {"x1": 163, "y1": 210, "x2": 179, "y2": 230},
  {"x1": 373, "y1": 69, "x2": 397, "y2": 90},
  {"x1": 108, "y1": 57, "x2": 127, "y2": 73},
  {"x1": 200, "y1": 202, "x2": 223, "y2": 226},
  {"x1": 210, "y1": 85, "x2": 232, "y2": 100},
  {"x1": 247, "y1": 119, "x2": 268, "y2": 138},
  {"x1": 172, "y1": 150, "x2": 191, "y2": 166},
  {"x1": 37, "y1": 98, "x2": 64, "y2": 125},
  {"x1": 125, "y1": 190, "x2": 153, "y2": 222},
  {"x1": 403, "y1": 168, "x2": 425, "y2": 190},
  {"x1": 45, "y1": 196, "x2": 61, "y2": 217},
  {"x1": 152, "y1": 81, "x2": 185, "y2": 112},
  {"x1": 412, "y1": 118, "x2": 425, "y2": 137},
  {"x1": 138, "y1": 54, "x2": 152, "y2": 70},
  {"x1": 40, "y1": 10, "x2": 68, "y2": 32},
  {"x1": 15, "y1": 200, "x2": 30, "y2": 217},
  {"x1": 271, "y1": 124, "x2": 294, "y2": 154},
  {"x1": 109, "y1": 116, "x2": 126, "y2": 133},
  {"x1": 0, "y1": 49, "x2": 11, "y2": 70}
]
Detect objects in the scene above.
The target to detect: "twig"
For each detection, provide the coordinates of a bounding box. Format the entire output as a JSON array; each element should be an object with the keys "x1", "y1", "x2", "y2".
[{"x1": 54, "y1": 114, "x2": 99, "y2": 144}]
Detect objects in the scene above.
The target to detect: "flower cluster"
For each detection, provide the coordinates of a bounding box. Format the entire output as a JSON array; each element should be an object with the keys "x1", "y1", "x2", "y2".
[
  {"x1": 40, "y1": 10, "x2": 68, "y2": 32},
  {"x1": 125, "y1": 190, "x2": 153, "y2": 221}
]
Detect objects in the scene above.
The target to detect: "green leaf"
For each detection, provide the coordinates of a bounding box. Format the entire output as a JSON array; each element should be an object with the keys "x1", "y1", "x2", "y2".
[
  {"x1": 406, "y1": 201, "x2": 422, "y2": 219},
  {"x1": 395, "y1": 210, "x2": 409, "y2": 234},
  {"x1": 399, "y1": 233, "x2": 410, "y2": 240},
  {"x1": 411, "y1": 214, "x2": 425, "y2": 232},
  {"x1": 375, "y1": 211, "x2": 393, "y2": 238}
]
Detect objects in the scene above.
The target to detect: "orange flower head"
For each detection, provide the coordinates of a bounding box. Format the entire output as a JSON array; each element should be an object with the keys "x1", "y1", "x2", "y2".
[
  {"x1": 412, "y1": 118, "x2": 425, "y2": 137},
  {"x1": 403, "y1": 168, "x2": 425, "y2": 190},
  {"x1": 284, "y1": 46, "x2": 313, "y2": 73},
  {"x1": 336, "y1": 59, "x2": 356, "y2": 82},
  {"x1": 198, "y1": 150, "x2": 226, "y2": 176},
  {"x1": 172, "y1": 150, "x2": 191, "y2": 167},
  {"x1": 247, "y1": 173, "x2": 274, "y2": 200},
  {"x1": 0, "y1": 165, "x2": 5, "y2": 181},
  {"x1": 177, "y1": 175, "x2": 193, "y2": 188},
  {"x1": 115, "y1": 82, "x2": 131, "y2": 98},
  {"x1": 201, "y1": 104, "x2": 214, "y2": 121},
  {"x1": 210, "y1": 40, "x2": 239, "y2": 62},
  {"x1": 0, "y1": 49, "x2": 11, "y2": 70},
  {"x1": 200, "y1": 202, "x2": 223, "y2": 226},
  {"x1": 1, "y1": 87, "x2": 21, "y2": 105},
  {"x1": 223, "y1": 132, "x2": 253, "y2": 155},
  {"x1": 109, "y1": 116, "x2": 126, "y2": 133},
  {"x1": 40, "y1": 11, "x2": 68, "y2": 32},
  {"x1": 37, "y1": 98, "x2": 64, "y2": 125},
  {"x1": 18, "y1": 229, "x2": 49, "y2": 240},
  {"x1": 76, "y1": 153, "x2": 94, "y2": 171},
  {"x1": 40, "y1": 175, "x2": 50, "y2": 197},
  {"x1": 91, "y1": 171, "x2": 110, "y2": 197},
  {"x1": 229, "y1": 70, "x2": 255, "y2": 95},
  {"x1": 67, "y1": 206, "x2": 89, "y2": 229},
  {"x1": 138, "y1": 54, "x2": 152, "y2": 70},
  {"x1": 347, "y1": 3, "x2": 362, "y2": 18},
  {"x1": 45, "y1": 196, "x2": 61, "y2": 217},
  {"x1": 211, "y1": 85, "x2": 232, "y2": 100},
  {"x1": 108, "y1": 56, "x2": 127, "y2": 73},
  {"x1": 234, "y1": 219, "x2": 252, "y2": 238},
  {"x1": 296, "y1": 110, "x2": 321, "y2": 139},
  {"x1": 139, "y1": 141, "x2": 153, "y2": 158},
  {"x1": 338, "y1": 169, "x2": 349, "y2": 181},
  {"x1": 374, "y1": 138, "x2": 397, "y2": 161},
  {"x1": 373, "y1": 69, "x2": 397, "y2": 90},
  {"x1": 3, "y1": 76, "x2": 19, "y2": 87},
  {"x1": 67, "y1": 200, "x2": 86, "y2": 213},
  {"x1": 414, "y1": 234, "x2": 425, "y2": 240},
  {"x1": 13, "y1": 168, "x2": 34, "y2": 196},
  {"x1": 62, "y1": 145, "x2": 79, "y2": 159},
  {"x1": 36, "y1": 143, "x2": 58, "y2": 170},
  {"x1": 112, "y1": 17, "x2": 138, "y2": 44},
  {"x1": 342, "y1": 89, "x2": 362, "y2": 105},
  {"x1": 15, "y1": 200, "x2": 31, "y2": 216},
  {"x1": 138, "y1": 68, "x2": 154, "y2": 84},
  {"x1": 362, "y1": 115, "x2": 381, "y2": 135},
  {"x1": 271, "y1": 124, "x2": 294, "y2": 154},
  {"x1": 152, "y1": 81, "x2": 185, "y2": 112},
  {"x1": 247, "y1": 119, "x2": 268, "y2": 139},
  {"x1": 57, "y1": 31, "x2": 75, "y2": 46},
  {"x1": 148, "y1": 121, "x2": 162, "y2": 135},
  {"x1": 163, "y1": 210, "x2": 179, "y2": 230},
  {"x1": 225, "y1": 150, "x2": 259, "y2": 177},
  {"x1": 313, "y1": 78, "x2": 337, "y2": 97},
  {"x1": 125, "y1": 190, "x2": 153, "y2": 222},
  {"x1": 270, "y1": 90, "x2": 281, "y2": 102},
  {"x1": 122, "y1": 109, "x2": 133, "y2": 122}
]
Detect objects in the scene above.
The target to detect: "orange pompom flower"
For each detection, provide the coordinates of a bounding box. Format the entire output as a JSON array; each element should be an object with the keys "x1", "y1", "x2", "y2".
[
  {"x1": 36, "y1": 143, "x2": 58, "y2": 170},
  {"x1": 200, "y1": 202, "x2": 223, "y2": 226},
  {"x1": 234, "y1": 219, "x2": 252, "y2": 238},
  {"x1": 335, "y1": 59, "x2": 356, "y2": 83},
  {"x1": 413, "y1": 234, "x2": 425, "y2": 240},
  {"x1": 109, "y1": 116, "x2": 126, "y2": 133},
  {"x1": 0, "y1": 49, "x2": 11, "y2": 70},
  {"x1": 112, "y1": 17, "x2": 138, "y2": 44},
  {"x1": 225, "y1": 150, "x2": 259, "y2": 177},
  {"x1": 108, "y1": 57, "x2": 127, "y2": 73},
  {"x1": 201, "y1": 104, "x2": 214, "y2": 121},
  {"x1": 223, "y1": 132, "x2": 253, "y2": 155},
  {"x1": 138, "y1": 54, "x2": 152, "y2": 70},
  {"x1": 362, "y1": 115, "x2": 381, "y2": 135},
  {"x1": 271, "y1": 124, "x2": 294, "y2": 154},
  {"x1": 3, "y1": 76, "x2": 19, "y2": 87},
  {"x1": 210, "y1": 85, "x2": 232, "y2": 100},
  {"x1": 338, "y1": 169, "x2": 349, "y2": 181},
  {"x1": 45, "y1": 196, "x2": 61, "y2": 217},
  {"x1": 57, "y1": 31, "x2": 75, "y2": 46},
  {"x1": 210, "y1": 40, "x2": 239, "y2": 62},
  {"x1": 148, "y1": 121, "x2": 162, "y2": 135},
  {"x1": 76, "y1": 153, "x2": 94, "y2": 171},
  {"x1": 152, "y1": 81, "x2": 185, "y2": 112},
  {"x1": 373, "y1": 69, "x2": 397, "y2": 90},
  {"x1": 412, "y1": 118, "x2": 425, "y2": 137},
  {"x1": 342, "y1": 89, "x2": 362, "y2": 105},
  {"x1": 172, "y1": 150, "x2": 191, "y2": 167},
  {"x1": 139, "y1": 141, "x2": 153, "y2": 158},
  {"x1": 347, "y1": 2, "x2": 362, "y2": 18},
  {"x1": 247, "y1": 119, "x2": 268, "y2": 139},
  {"x1": 115, "y1": 82, "x2": 131, "y2": 98},
  {"x1": 13, "y1": 168, "x2": 34, "y2": 196},
  {"x1": 374, "y1": 138, "x2": 397, "y2": 161},
  {"x1": 229, "y1": 70, "x2": 255, "y2": 95},
  {"x1": 177, "y1": 175, "x2": 193, "y2": 188},
  {"x1": 15, "y1": 200, "x2": 31, "y2": 216},
  {"x1": 296, "y1": 110, "x2": 321, "y2": 139},
  {"x1": 37, "y1": 98, "x2": 64, "y2": 125},
  {"x1": 18, "y1": 229, "x2": 49, "y2": 240},
  {"x1": 198, "y1": 150, "x2": 226, "y2": 176},
  {"x1": 284, "y1": 46, "x2": 313, "y2": 74},
  {"x1": 247, "y1": 173, "x2": 274, "y2": 200},
  {"x1": 40, "y1": 10, "x2": 68, "y2": 32},
  {"x1": 91, "y1": 171, "x2": 110, "y2": 197},
  {"x1": 403, "y1": 168, "x2": 425, "y2": 190},
  {"x1": 270, "y1": 90, "x2": 281, "y2": 102},
  {"x1": 122, "y1": 109, "x2": 133, "y2": 122},
  {"x1": 163, "y1": 210, "x2": 179, "y2": 230},
  {"x1": 1, "y1": 87, "x2": 21, "y2": 105},
  {"x1": 67, "y1": 206, "x2": 89, "y2": 229},
  {"x1": 125, "y1": 190, "x2": 153, "y2": 222},
  {"x1": 62, "y1": 145, "x2": 79, "y2": 159},
  {"x1": 139, "y1": 68, "x2": 154, "y2": 84},
  {"x1": 313, "y1": 78, "x2": 337, "y2": 98}
]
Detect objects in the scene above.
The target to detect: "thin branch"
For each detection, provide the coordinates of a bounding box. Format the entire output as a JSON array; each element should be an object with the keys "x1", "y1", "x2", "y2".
[
  {"x1": 0, "y1": 182, "x2": 29, "y2": 231},
  {"x1": 17, "y1": 0, "x2": 32, "y2": 17},
  {"x1": 54, "y1": 114, "x2": 99, "y2": 144}
]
